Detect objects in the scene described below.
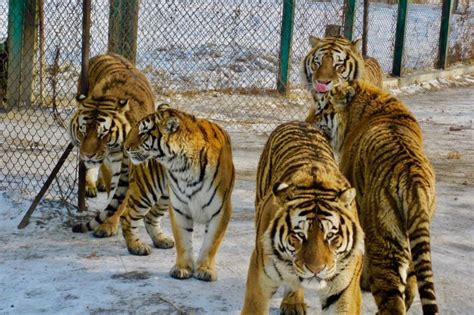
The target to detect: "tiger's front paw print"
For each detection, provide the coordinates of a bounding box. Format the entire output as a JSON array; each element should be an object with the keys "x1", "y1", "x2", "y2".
[
  {"x1": 194, "y1": 266, "x2": 217, "y2": 282},
  {"x1": 169, "y1": 264, "x2": 193, "y2": 280}
]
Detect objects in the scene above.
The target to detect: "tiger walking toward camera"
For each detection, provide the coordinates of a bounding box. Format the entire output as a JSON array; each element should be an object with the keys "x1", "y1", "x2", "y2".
[
  {"x1": 69, "y1": 53, "x2": 164, "y2": 238},
  {"x1": 123, "y1": 105, "x2": 235, "y2": 282},
  {"x1": 242, "y1": 121, "x2": 364, "y2": 315},
  {"x1": 316, "y1": 80, "x2": 438, "y2": 314}
]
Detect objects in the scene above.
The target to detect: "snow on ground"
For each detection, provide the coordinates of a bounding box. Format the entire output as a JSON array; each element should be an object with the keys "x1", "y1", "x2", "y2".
[{"x1": 1, "y1": 84, "x2": 473, "y2": 314}]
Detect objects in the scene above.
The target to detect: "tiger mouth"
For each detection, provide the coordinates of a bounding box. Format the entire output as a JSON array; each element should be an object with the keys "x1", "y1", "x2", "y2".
[{"x1": 313, "y1": 80, "x2": 334, "y2": 93}]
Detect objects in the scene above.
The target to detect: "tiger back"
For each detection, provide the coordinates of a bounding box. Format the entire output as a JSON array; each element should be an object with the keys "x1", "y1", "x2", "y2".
[
  {"x1": 317, "y1": 80, "x2": 438, "y2": 314},
  {"x1": 69, "y1": 53, "x2": 157, "y2": 237},
  {"x1": 123, "y1": 105, "x2": 235, "y2": 282},
  {"x1": 242, "y1": 121, "x2": 364, "y2": 315},
  {"x1": 301, "y1": 36, "x2": 383, "y2": 124}
]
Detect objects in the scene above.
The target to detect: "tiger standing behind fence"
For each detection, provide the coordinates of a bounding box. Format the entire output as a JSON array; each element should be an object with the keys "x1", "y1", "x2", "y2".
[
  {"x1": 301, "y1": 36, "x2": 383, "y2": 126},
  {"x1": 123, "y1": 105, "x2": 235, "y2": 282},
  {"x1": 315, "y1": 80, "x2": 438, "y2": 314},
  {"x1": 241, "y1": 121, "x2": 364, "y2": 315},
  {"x1": 69, "y1": 53, "x2": 172, "y2": 242}
]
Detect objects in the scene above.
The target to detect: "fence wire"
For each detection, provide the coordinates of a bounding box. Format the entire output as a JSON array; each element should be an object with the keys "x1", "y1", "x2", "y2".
[{"x1": 0, "y1": 0, "x2": 471, "y2": 207}]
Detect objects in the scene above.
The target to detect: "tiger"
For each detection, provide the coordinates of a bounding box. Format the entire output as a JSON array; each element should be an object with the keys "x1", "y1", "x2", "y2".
[
  {"x1": 84, "y1": 164, "x2": 108, "y2": 198},
  {"x1": 69, "y1": 52, "x2": 159, "y2": 238},
  {"x1": 301, "y1": 36, "x2": 383, "y2": 125},
  {"x1": 314, "y1": 80, "x2": 438, "y2": 314},
  {"x1": 123, "y1": 104, "x2": 235, "y2": 282},
  {"x1": 241, "y1": 121, "x2": 364, "y2": 315}
]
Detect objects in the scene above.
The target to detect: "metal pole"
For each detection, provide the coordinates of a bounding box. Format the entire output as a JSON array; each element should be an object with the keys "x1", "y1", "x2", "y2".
[
  {"x1": 78, "y1": 0, "x2": 92, "y2": 212},
  {"x1": 343, "y1": 0, "x2": 356, "y2": 40},
  {"x1": 18, "y1": 144, "x2": 75, "y2": 229},
  {"x1": 392, "y1": 0, "x2": 408, "y2": 77},
  {"x1": 277, "y1": 0, "x2": 295, "y2": 94},
  {"x1": 437, "y1": 0, "x2": 453, "y2": 69}
]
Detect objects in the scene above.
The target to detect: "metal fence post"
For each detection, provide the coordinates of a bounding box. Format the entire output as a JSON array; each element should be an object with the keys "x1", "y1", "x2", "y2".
[
  {"x1": 277, "y1": 0, "x2": 295, "y2": 94},
  {"x1": 6, "y1": 0, "x2": 37, "y2": 110},
  {"x1": 343, "y1": 0, "x2": 356, "y2": 40},
  {"x1": 108, "y1": 0, "x2": 140, "y2": 63},
  {"x1": 437, "y1": 0, "x2": 453, "y2": 69},
  {"x1": 392, "y1": 0, "x2": 408, "y2": 77}
]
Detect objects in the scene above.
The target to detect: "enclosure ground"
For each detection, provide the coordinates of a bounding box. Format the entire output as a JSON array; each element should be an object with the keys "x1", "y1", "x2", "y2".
[{"x1": 0, "y1": 85, "x2": 473, "y2": 314}]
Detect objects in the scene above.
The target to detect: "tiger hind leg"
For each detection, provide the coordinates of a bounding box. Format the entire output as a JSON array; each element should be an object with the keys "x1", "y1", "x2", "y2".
[
  {"x1": 368, "y1": 236, "x2": 410, "y2": 315},
  {"x1": 144, "y1": 201, "x2": 174, "y2": 249},
  {"x1": 194, "y1": 199, "x2": 232, "y2": 282},
  {"x1": 404, "y1": 262, "x2": 417, "y2": 311},
  {"x1": 280, "y1": 287, "x2": 307, "y2": 315}
]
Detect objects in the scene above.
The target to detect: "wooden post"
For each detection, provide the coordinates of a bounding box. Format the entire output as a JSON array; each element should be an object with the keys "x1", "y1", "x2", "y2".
[
  {"x1": 6, "y1": 0, "x2": 38, "y2": 110},
  {"x1": 108, "y1": 0, "x2": 140, "y2": 63},
  {"x1": 324, "y1": 25, "x2": 342, "y2": 37},
  {"x1": 392, "y1": 0, "x2": 408, "y2": 77},
  {"x1": 277, "y1": 0, "x2": 295, "y2": 94},
  {"x1": 343, "y1": 0, "x2": 356, "y2": 40},
  {"x1": 437, "y1": 0, "x2": 453, "y2": 69}
]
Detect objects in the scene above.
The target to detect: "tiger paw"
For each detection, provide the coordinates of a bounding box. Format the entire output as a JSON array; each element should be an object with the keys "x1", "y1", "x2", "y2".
[
  {"x1": 96, "y1": 182, "x2": 107, "y2": 193},
  {"x1": 194, "y1": 266, "x2": 217, "y2": 282},
  {"x1": 169, "y1": 264, "x2": 193, "y2": 280},
  {"x1": 152, "y1": 234, "x2": 175, "y2": 249},
  {"x1": 127, "y1": 241, "x2": 152, "y2": 256},
  {"x1": 280, "y1": 302, "x2": 307, "y2": 315},
  {"x1": 85, "y1": 186, "x2": 98, "y2": 198},
  {"x1": 93, "y1": 222, "x2": 119, "y2": 238}
]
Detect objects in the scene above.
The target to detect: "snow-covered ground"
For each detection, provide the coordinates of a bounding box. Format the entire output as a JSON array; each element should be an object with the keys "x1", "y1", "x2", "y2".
[{"x1": 1, "y1": 84, "x2": 473, "y2": 314}]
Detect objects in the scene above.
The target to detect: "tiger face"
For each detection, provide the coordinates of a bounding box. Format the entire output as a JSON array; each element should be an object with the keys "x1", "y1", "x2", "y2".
[
  {"x1": 266, "y1": 171, "x2": 357, "y2": 289},
  {"x1": 302, "y1": 36, "x2": 363, "y2": 114},
  {"x1": 124, "y1": 104, "x2": 179, "y2": 165},
  {"x1": 70, "y1": 96, "x2": 130, "y2": 168}
]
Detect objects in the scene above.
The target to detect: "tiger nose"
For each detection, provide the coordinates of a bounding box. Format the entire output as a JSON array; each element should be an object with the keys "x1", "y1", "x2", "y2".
[{"x1": 307, "y1": 264, "x2": 326, "y2": 275}]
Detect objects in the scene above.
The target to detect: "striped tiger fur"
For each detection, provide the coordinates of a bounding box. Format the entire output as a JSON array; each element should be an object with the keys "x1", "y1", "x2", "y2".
[
  {"x1": 123, "y1": 104, "x2": 235, "y2": 282},
  {"x1": 301, "y1": 36, "x2": 383, "y2": 125},
  {"x1": 242, "y1": 121, "x2": 364, "y2": 315},
  {"x1": 69, "y1": 53, "x2": 157, "y2": 238},
  {"x1": 315, "y1": 80, "x2": 438, "y2": 314}
]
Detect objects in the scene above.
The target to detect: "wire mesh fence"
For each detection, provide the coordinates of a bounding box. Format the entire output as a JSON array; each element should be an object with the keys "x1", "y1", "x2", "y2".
[{"x1": 0, "y1": 0, "x2": 471, "y2": 208}]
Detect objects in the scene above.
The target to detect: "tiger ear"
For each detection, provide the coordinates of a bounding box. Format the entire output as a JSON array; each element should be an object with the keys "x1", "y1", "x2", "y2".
[
  {"x1": 309, "y1": 35, "x2": 321, "y2": 47},
  {"x1": 351, "y1": 38, "x2": 362, "y2": 53},
  {"x1": 163, "y1": 116, "x2": 179, "y2": 134},
  {"x1": 157, "y1": 103, "x2": 171, "y2": 111},
  {"x1": 76, "y1": 94, "x2": 87, "y2": 102},
  {"x1": 272, "y1": 181, "x2": 291, "y2": 203},
  {"x1": 339, "y1": 188, "x2": 356, "y2": 207},
  {"x1": 118, "y1": 99, "x2": 130, "y2": 112}
]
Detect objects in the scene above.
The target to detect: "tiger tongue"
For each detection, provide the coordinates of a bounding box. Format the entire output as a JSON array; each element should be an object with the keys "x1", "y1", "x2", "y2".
[{"x1": 314, "y1": 82, "x2": 329, "y2": 93}]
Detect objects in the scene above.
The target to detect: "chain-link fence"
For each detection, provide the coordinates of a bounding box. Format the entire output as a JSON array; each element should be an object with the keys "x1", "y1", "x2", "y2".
[{"x1": 0, "y1": 0, "x2": 471, "y2": 207}]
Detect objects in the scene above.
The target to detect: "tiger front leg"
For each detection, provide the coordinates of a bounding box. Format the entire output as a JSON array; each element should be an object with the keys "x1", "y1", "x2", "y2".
[
  {"x1": 280, "y1": 287, "x2": 307, "y2": 315},
  {"x1": 144, "y1": 200, "x2": 174, "y2": 249},
  {"x1": 120, "y1": 194, "x2": 153, "y2": 256},
  {"x1": 168, "y1": 207, "x2": 194, "y2": 280},
  {"x1": 93, "y1": 155, "x2": 129, "y2": 238},
  {"x1": 241, "y1": 250, "x2": 277, "y2": 315},
  {"x1": 194, "y1": 199, "x2": 232, "y2": 282},
  {"x1": 85, "y1": 166, "x2": 100, "y2": 198}
]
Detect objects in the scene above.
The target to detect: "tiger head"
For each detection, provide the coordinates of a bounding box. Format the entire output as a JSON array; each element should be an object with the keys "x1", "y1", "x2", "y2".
[
  {"x1": 302, "y1": 36, "x2": 364, "y2": 113},
  {"x1": 124, "y1": 104, "x2": 185, "y2": 165},
  {"x1": 69, "y1": 95, "x2": 130, "y2": 168},
  {"x1": 264, "y1": 168, "x2": 360, "y2": 289}
]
